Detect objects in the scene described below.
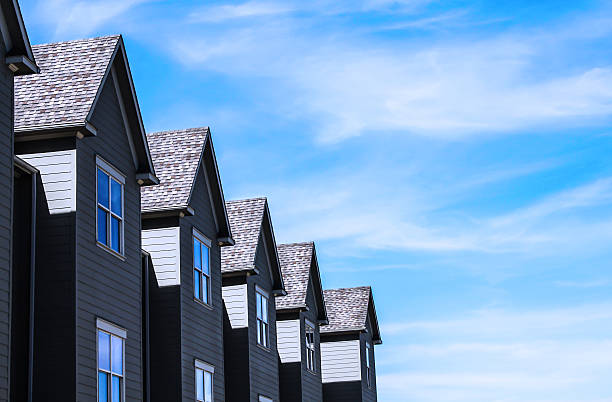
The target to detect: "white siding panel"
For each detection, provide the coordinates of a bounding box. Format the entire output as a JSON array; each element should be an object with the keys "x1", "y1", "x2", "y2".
[
  {"x1": 276, "y1": 320, "x2": 300, "y2": 363},
  {"x1": 321, "y1": 340, "x2": 361, "y2": 383},
  {"x1": 222, "y1": 284, "x2": 247, "y2": 328},
  {"x1": 142, "y1": 227, "x2": 180, "y2": 286},
  {"x1": 19, "y1": 150, "x2": 76, "y2": 214}
]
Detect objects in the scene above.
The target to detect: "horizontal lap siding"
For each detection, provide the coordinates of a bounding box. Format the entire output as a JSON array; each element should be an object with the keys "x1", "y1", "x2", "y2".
[
  {"x1": 248, "y1": 236, "x2": 279, "y2": 402},
  {"x1": 0, "y1": 44, "x2": 11, "y2": 402},
  {"x1": 323, "y1": 381, "x2": 363, "y2": 402},
  {"x1": 321, "y1": 340, "x2": 361, "y2": 383},
  {"x1": 76, "y1": 76, "x2": 143, "y2": 400},
  {"x1": 179, "y1": 169, "x2": 225, "y2": 401},
  {"x1": 222, "y1": 284, "x2": 247, "y2": 328},
  {"x1": 277, "y1": 319, "x2": 300, "y2": 363},
  {"x1": 142, "y1": 227, "x2": 180, "y2": 286}
]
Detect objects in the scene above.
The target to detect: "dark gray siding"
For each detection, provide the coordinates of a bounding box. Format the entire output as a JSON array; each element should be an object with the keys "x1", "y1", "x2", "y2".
[
  {"x1": 0, "y1": 38, "x2": 12, "y2": 401},
  {"x1": 223, "y1": 302, "x2": 250, "y2": 401},
  {"x1": 360, "y1": 316, "x2": 377, "y2": 402},
  {"x1": 179, "y1": 167, "x2": 225, "y2": 401},
  {"x1": 323, "y1": 381, "x2": 363, "y2": 402},
  {"x1": 279, "y1": 362, "x2": 302, "y2": 401},
  {"x1": 247, "y1": 235, "x2": 280, "y2": 401},
  {"x1": 75, "y1": 75, "x2": 144, "y2": 400},
  {"x1": 299, "y1": 279, "x2": 323, "y2": 402}
]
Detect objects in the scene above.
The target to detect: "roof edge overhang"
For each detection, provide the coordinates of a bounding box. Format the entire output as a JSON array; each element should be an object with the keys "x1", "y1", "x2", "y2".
[
  {"x1": 310, "y1": 244, "x2": 329, "y2": 323},
  {"x1": 260, "y1": 201, "x2": 285, "y2": 293},
  {"x1": 0, "y1": 0, "x2": 38, "y2": 75},
  {"x1": 15, "y1": 120, "x2": 97, "y2": 141},
  {"x1": 320, "y1": 329, "x2": 364, "y2": 339},
  {"x1": 368, "y1": 288, "x2": 382, "y2": 344},
  {"x1": 141, "y1": 205, "x2": 195, "y2": 219},
  {"x1": 221, "y1": 267, "x2": 258, "y2": 279}
]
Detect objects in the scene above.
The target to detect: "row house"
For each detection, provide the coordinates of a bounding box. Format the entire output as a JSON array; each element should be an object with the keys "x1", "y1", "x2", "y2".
[
  {"x1": 221, "y1": 197, "x2": 285, "y2": 402},
  {"x1": 140, "y1": 127, "x2": 233, "y2": 402},
  {"x1": 14, "y1": 35, "x2": 158, "y2": 401},
  {"x1": 321, "y1": 287, "x2": 382, "y2": 402},
  {"x1": 0, "y1": 0, "x2": 38, "y2": 400},
  {"x1": 275, "y1": 242, "x2": 328, "y2": 402}
]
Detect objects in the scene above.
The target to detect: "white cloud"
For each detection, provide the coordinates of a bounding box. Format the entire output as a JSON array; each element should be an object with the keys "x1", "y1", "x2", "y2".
[
  {"x1": 36, "y1": 0, "x2": 152, "y2": 38},
  {"x1": 189, "y1": 2, "x2": 295, "y2": 23}
]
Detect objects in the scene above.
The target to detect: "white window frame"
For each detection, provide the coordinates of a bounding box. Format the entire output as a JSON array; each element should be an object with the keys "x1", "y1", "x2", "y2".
[
  {"x1": 96, "y1": 318, "x2": 126, "y2": 402},
  {"x1": 365, "y1": 341, "x2": 372, "y2": 388},
  {"x1": 255, "y1": 286, "x2": 270, "y2": 348},
  {"x1": 195, "y1": 359, "x2": 215, "y2": 402},
  {"x1": 193, "y1": 229, "x2": 212, "y2": 305},
  {"x1": 96, "y1": 156, "x2": 126, "y2": 257},
  {"x1": 305, "y1": 320, "x2": 316, "y2": 373}
]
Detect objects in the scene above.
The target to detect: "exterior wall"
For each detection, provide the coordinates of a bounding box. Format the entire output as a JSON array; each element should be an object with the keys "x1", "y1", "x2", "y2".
[
  {"x1": 75, "y1": 75, "x2": 144, "y2": 400},
  {"x1": 222, "y1": 284, "x2": 248, "y2": 328},
  {"x1": 178, "y1": 168, "x2": 225, "y2": 401},
  {"x1": 360, "y1": 317, "x2": 378, "y2": 402},
  {"x1": 277, "y1": 319, "x2": 300, "y2": 363},
  {"x1": 141, "y1": 226, "x2": 180, "y2": 286},
  {"x1": 18, "y1": 150, "x2": 76, "y2": 213},
  {"x1": 323, "y1": 381, "x2": 363, "y2": 402},
  {"x1": 321, "y1": 339, "x2": 361, "y2": 383},
  {"x1": 0, "y1": 38, "x2": 12, "y2": 401},
  {"x1": 299, "y1": 279, "x2": 323, "y2": 402},
  {"x1": 223, "y1": 295, "x2": 250, "y2": 402},
  {"x1": 247, "y1": 234, "x2": 280, "y2": 402}
]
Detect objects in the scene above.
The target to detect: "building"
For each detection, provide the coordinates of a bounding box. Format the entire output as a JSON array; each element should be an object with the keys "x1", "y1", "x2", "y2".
[
  {"x1": 221, "y1": 197, "x2": 285, "y2": 402},
  {"x1": 140, "y1": 127, "x2": 233, "y2": 402},
  {"x1": 14, "y1": 35, "x2": 157, "y2": 401},
  {"x1": 275, "y1": 242, "x2": 328, "y2": 402},
  {"x1": 321, "y1": 286, "x2": 382, "y2": 402}
]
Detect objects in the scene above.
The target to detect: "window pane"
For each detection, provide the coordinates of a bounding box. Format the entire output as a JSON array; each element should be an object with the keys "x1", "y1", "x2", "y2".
[
  {"x1": 97, "y1": 169, "x2": 109, "y2": 208},
  {"x1": 194, "y1": 239, "x2": 202, "y2": 269},
  {"x1": 256, "y1": 294, "x2": 262, "y2": 319},
  {"x1": 98, "y1": 331, "x2": 110, "y2": 371},
  {"x1": 204, "y1": 371, "x2": 213, "y2": 402},
  {"x1": 202, "y1": 276, "x2": 209, "y2": 304},
  {"x1": 98, "y1": 208, "x2": 108, "y2": 245},
  {"x1": 111, "y1": 336, "x2": 123, "y2": 375},
  {"x1": 112, "y1": 375, "x2": 121, "y2": 402},
  {"x1": 194, "y1": 270, "x2": 201, "y2": 300},
  {"x1": 110, "y1": 179, "x2": 122, "y2": 217},
  {"x1": 111, "y1": 217, "x2": 120, "y2": 252},
  {"x1": 202, "y1": 245, "x2": 209, "y2": 275},
  {"x1": 256, "y1": 322, "x2": 261, "y2": 344},
  {"x1": 98, "y1": 372, "x2": 109, "y2": 402},
  {"x1": 196, "y1": 369, "x2": 204, "y2": 400},
  {"x1": 262, "y1": 297, "x2": 268, "y2": 323}
]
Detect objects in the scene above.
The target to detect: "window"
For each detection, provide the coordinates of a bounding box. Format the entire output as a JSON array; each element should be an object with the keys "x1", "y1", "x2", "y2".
[
  {"x1": 305, "y1": 320, "x2": 316, "y2": 372},
  {"x1": 258, "y1": 396, "x2": 273, "y2": 402},
  {"x1": 97, "y1": 319, "x2": 126, "y2": 402},
  {"x1": 195, "y1": 360, "x2": 214, "y2": 402},
  {"x1": 365, "y1": 341, "x2": 372, "y2": 388},
  {"x1": 193, "y1": 231, "x2": 211, "y2": 304},
  {"x1": 96, "y1": 158, "x2": 125, "y2": 255},
  {"x1": 255, "y1": 288, "x2": 269, "y2": 348}
]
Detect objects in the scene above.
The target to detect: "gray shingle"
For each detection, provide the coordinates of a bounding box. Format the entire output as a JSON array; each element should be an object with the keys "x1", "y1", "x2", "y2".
[
  {"x1": 221, "y1": 198, "x2": 267, "y2": 273},
  {"x1": 321, "y1": 287, "x2": 371, "y2": 333},
  {"x1": 275, "y1": 242, "x2": 314, "y2": 310},
  {"x1": 141, "y1": 127, "x2": 208, "y2": 212},
  {"x1": 15, "y1": 35, "x2": 120, "y2": 132}
]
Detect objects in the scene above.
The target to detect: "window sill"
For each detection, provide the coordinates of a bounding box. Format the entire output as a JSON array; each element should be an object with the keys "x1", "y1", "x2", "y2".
[
  {"x1": 96, "y1": 242, "x2": 126, "y2": 261},
  {"x1": 256, "y1": 343, "x2": 271, "y2": 353},
  {"x1": 193, "y1": 297, "x2": 213, "y2": 310}
]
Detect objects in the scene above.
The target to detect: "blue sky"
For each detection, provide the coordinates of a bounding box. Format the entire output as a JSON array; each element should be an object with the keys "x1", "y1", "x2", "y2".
[{"x1": 21, "y1": 0, "x2": 612, "y2": 400}]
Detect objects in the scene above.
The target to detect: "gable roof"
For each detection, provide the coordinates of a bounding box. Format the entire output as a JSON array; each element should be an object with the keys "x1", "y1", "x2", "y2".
[
  {"x1": 322, "y1": 286, "x2": 382, "y2": 344},
  {"x1": 141, "y1": 127, "x2": 233, "y2": 244},
  {"x1": 275, "y1": 242, "x2": 328, "y2": 323},
  {"x1": 14, "y1": 35, "x2": 156, "y2": 183},
  {"x1": 221, "y1": 198, "x2": 285, "y2": 293},
  {"x1": 0, "y1": 0, "x2": 38, "y2": 74}
]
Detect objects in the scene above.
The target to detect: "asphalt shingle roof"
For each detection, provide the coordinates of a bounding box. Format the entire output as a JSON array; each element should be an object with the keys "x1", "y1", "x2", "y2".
[
  {"x1": 221, "y1": 198, "x2": 267, "y2": 273},
  {"x1": 275, "y1": 242, "x2": 314, "y2": 310},
  {"x1": 15, "y1": 35, "x2": 120, "y2": 132},
  {"x1": 321, "y1": 286, "x2": 371, "y2": 333},
  {"x1": 140, "y1": 127, "x2": 209, "y2": 212}
]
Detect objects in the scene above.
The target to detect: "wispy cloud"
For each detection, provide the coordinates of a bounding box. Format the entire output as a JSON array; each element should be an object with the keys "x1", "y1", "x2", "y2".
[
  {"x1": 35, "y1": 0, "x2": 152, "y2": 39},
  {"x1": 189, "y1": 2, "x2": 295, "y2": 23}
]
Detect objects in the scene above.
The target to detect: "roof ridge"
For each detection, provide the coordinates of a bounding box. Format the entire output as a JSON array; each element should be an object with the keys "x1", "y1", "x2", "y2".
[
  {"x1": 32, "y1": 34, "x2": 121, "y2": 48},
  {"x1": 325, "y1": 286, "x2": 371, "y2": 293},
  {"x1": 227, "y1": 196, "x2": 267, "y2": 203},
  {"x1": 148, "y1": 126, "x2": 210, "y2": 136},
  {"x1": 278, "y1": 241, "x2": 314, "y2": 248}
]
